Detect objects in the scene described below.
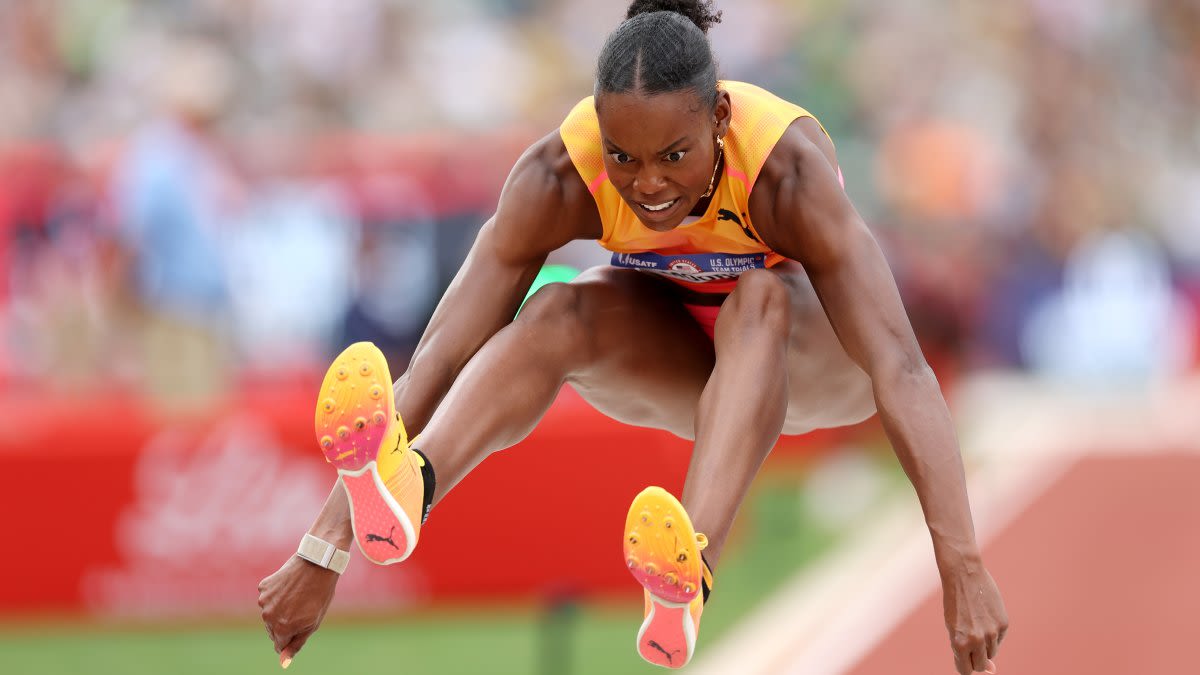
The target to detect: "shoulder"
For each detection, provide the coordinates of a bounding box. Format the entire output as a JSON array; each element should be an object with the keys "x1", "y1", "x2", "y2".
[
  {"x1": 491, "y1": 130, "x2": 601, "y2": 259},
  {"x1": 508, "y1": 130, "x2": 596, "y2": 223},
  {"x1": 750, "y1": 117, "x2": 843, "y2": 231},
  {"x1": 756, "y1": 116, "x2": 838, "y2": 194},
  {"x1": 747, "y1": 117, "x2": 854, "y2": 262},
  {"x1": 721, "y1": 82, "x2": 833, "y2": 191},
  {"x1": 511, "y1": 130, "x2": 585, "y2": 200}
]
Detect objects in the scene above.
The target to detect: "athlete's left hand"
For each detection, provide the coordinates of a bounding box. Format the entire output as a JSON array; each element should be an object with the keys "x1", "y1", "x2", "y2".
[
  {"x1": 258, "y1": 554, "x2": 340, "y2": 667},
  {"x1": 941, "y1": 563, "x2": 1008, "y2": 674}
]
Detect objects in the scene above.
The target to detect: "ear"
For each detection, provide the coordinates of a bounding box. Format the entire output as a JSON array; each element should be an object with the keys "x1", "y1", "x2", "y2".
[{"x1": 713, "y1": 89, "x2": 732, "y2": 138}]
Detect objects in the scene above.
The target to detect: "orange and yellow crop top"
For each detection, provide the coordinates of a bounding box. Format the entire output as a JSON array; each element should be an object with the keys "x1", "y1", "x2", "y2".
[{"x1": 559, "y1": 80, "x2": 830, "y2": 294}]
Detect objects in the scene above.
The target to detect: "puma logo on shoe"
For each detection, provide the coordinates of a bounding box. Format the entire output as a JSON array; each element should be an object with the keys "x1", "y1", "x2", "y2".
[
  {"x1": 365, "y1": 526, "x2": 399, "y2": 549},
  {"x1": 646, "y1": 640, "x2": 680, "y2": 664}
]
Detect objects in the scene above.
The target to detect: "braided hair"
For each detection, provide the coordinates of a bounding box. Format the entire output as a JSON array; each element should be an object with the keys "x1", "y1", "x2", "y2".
[{"x1": 596, "y1": 1, "x2": 723, "y2": 107}]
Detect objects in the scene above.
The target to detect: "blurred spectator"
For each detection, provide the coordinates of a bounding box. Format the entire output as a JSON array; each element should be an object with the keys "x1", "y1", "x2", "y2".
[
  {"x1": 339, "y1": 174, "x2": 438, "y2": 364},
  {"x1": 227, "y1": 131, "x2": 360, "y2": 373},
  {"x1": 109, "y1": 37, "x2": 241, "y2": 405},
  {"x1": 0, "y1": 0, "x2": 1197, "y2": 397},
  {"x1": 1022, "y1": 231, "x2": 1196, "y2": 385}
]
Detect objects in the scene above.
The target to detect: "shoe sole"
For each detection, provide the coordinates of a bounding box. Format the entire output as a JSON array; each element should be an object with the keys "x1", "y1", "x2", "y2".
[
  {"x1": 314, "y1": 342, "x2": 416, "y2": 565},
  {"x1": 624, "y1": 486, "x2": 704, "y2": 669},
  {"x1": 623, "y1": 487, "x2": 704, "y2": 603},
  {"x1": 636, "y1": 596, "x2": 696, "y2": 669}
]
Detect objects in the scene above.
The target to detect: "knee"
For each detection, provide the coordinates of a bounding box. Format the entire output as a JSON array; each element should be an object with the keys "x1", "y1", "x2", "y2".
[
  {"x1": 515, "y1": 282, "x2": 591, "y2": 356},
  {"x1": 719, "y1": 269, "x2": 792, "y2": 338},
  {"x1": 518, "y1": 282, "x2": 582, "y2": 327}
]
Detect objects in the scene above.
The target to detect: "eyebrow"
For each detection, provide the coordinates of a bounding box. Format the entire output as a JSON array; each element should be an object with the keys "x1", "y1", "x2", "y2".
[{"x1": 604, "y1": 136, "x2": 691, "y2": 156}]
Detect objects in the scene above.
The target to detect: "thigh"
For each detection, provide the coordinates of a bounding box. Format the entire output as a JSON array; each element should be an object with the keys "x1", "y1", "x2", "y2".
[
  {"x1": 558, "y1": 266, "x2": 716, "y2": 439},
  {"x1": 771, "y1": 261, "x2": 877, "y2": 433}
]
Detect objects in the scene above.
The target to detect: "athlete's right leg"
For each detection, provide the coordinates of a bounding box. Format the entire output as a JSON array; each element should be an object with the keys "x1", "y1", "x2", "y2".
[{"x1": 414, "y1": 266, "x2": 716, "y2": 505}]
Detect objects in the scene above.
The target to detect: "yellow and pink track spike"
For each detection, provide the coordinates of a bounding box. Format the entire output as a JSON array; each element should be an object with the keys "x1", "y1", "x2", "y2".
[
  {"x1": 314, "y1": 342, "x2": 424, "y2": 565},
  {"x1": 624, "y1": 486, "x2": 710, "y2": 669}
]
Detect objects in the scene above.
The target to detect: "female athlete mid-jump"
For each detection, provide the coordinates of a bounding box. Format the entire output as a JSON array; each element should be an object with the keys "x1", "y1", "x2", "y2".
[{"x1": 259, "y1": 2, "x2": 1008, "y2": 672}]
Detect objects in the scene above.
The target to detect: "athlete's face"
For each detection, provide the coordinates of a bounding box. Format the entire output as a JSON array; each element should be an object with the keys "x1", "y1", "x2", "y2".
[{"x1": 596, "y1": 89, "x2": 731, "y2": 232}]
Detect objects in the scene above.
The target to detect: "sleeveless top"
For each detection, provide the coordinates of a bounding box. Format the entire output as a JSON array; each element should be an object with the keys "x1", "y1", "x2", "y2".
[{"x1": 559, "y1": 80, "x2": 831, "y2": 295}]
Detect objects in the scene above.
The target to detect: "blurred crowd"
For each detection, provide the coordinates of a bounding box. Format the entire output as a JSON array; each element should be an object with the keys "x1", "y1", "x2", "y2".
[{"x1": 1, "y1": 0, "x2": 1197, "y2": 406}]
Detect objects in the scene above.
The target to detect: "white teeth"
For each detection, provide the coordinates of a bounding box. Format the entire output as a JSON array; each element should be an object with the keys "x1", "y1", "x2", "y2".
[{"x1": 641, "y1": 199, "x2": 676, "y2": 212}]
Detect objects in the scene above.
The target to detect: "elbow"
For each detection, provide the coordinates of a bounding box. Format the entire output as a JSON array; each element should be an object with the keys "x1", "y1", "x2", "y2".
[
  {"x1": 872, "y1": 350, "x2": 937, "y2": 392},
  {"x1": 868, "y1": 352, "x2": 947, "y2": 428}
]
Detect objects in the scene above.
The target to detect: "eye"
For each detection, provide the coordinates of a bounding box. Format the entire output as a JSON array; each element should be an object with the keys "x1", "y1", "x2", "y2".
[
  {"x1": 609, "y1": 152, "x2": 633, "y2": 165},
  {"x1": 664, "y1": 151, "x2": 686, "y2": 163}
]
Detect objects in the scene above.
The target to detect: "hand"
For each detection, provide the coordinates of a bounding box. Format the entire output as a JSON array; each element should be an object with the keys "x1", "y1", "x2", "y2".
[
  {"x1": 941, "y1": 564, "x2": 1008, "y2": 674},
  {"x1": 257, "y1": 554, "x2": 340, "y2": 667}
]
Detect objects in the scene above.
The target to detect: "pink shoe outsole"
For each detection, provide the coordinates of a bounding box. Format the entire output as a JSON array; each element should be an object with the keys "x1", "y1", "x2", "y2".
[
  {"x1": 638, "y1": 601, "x2": 692, "y2": 669},
  {"x1": 340, "y1": 468, "x2": 414, "y2": 565}
]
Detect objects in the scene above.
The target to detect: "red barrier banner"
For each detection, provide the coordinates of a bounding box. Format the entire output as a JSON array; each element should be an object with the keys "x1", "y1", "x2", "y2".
[{"x1": 0, "y1": 386, "x2": 698, "y2": 618}]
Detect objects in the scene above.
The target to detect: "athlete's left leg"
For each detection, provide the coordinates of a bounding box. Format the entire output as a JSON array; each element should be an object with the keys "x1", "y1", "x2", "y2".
[{"x1": 681, "y1": 262, "x2": 877, "y2": 568}]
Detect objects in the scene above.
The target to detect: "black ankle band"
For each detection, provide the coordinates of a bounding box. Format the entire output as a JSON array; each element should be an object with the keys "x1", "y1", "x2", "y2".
[
  {"x1": 701, "y1": 552, "x2": 713, "y2": 604},
  {"x1": 411, "y1": 448, "x2": 436, "y2": 524}
]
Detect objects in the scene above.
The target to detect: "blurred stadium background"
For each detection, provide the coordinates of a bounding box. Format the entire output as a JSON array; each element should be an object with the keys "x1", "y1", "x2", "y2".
[{"x1": 1, "y1": 1, "x2": 1198, "y2": 674}]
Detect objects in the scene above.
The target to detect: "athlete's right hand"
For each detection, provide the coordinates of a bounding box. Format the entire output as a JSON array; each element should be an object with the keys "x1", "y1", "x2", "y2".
[{"x1": 258, "y1": 554, "x2": 340, "y2": 667}]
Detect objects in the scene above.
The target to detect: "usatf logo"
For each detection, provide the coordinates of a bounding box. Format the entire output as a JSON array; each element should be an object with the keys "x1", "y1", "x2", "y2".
[{"x1": 614, "y1": 252, "x2": 658, "y2": 269}]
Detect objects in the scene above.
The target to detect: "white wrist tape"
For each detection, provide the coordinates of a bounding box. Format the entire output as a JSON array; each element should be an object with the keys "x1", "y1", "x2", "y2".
[{"x1": 296, "y1": 533, "x2": 350, "y2": 574}]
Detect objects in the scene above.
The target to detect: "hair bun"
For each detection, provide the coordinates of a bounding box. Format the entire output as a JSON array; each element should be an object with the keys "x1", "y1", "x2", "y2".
[{"x1": 626, "y1": 0, "x2": 722, "y2": 35}]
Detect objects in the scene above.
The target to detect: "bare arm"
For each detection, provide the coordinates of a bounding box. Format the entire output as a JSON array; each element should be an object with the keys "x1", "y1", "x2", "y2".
[
  {"x1": 751, "y1": 118, "x2": 1007, "y2": 674},
  {"x1": 260, "y1": 131, "x2": 600, "y2": 662},
  {"x1": 308, "y1": 132, "x2": 599, "y2": 543},
  {"x1": 396, "y1": 131, "x2": 601, "y2": 434},
  {"x1": 755, "y1": 119, "x2": 978, "y2": 572}
]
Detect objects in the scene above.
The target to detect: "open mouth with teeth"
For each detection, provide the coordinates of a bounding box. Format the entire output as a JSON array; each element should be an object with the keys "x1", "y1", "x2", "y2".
[{"x1": 639, "y1": 199, "x2": 679, "y2": 213}]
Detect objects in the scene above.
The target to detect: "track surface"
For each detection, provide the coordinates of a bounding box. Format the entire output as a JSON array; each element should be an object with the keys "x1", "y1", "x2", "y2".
[{"x1": 845, "y1": 453, "x2": 1200, "y2": 675}]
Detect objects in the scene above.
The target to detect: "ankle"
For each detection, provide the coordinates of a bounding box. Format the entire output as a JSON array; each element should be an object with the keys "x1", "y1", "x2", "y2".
[
  {"x1": 410, "y1": 447, "x2": 437, "y2": 524},
  {"x1": 700, "y1": 552, "x2": 714, "y2": 604}
]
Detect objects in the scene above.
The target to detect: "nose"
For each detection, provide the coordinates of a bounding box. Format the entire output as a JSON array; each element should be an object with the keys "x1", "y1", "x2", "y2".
[{"x1": 633, "y1": 167, "x2": 667, "y2": 196}]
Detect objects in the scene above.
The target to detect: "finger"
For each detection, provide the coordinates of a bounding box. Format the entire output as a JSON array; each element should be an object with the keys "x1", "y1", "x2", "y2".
[
  {"x1": 985, "y1": 658, "x2": 998, "y2": 674},
  {"x1": 280, "y1": 631, "x2": 313, "y2": 668},
  {"x1": 953, "y1": 650, "x2": 970, "y2": 675},
  {"x1": 986, "y1": 633, "x2": 999, "y2": 660},
  {"x1": 952, "y1": 633, "x2": 974, "y2": 675},
  {"x1": 970, "y1": 645, "x2": 988, "y2": 672},
  {"x1": 270, "y1": 627, "x2": 294, "y2": 655}
]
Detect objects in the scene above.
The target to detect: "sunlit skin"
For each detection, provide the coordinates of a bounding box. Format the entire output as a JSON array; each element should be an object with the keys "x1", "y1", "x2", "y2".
[
  {"x1": 258, "y1": 86, "x2": 1008, "y2": 675},
  {"x1": 597, "y1": 90, "x2": 731, "y2": 230}
]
